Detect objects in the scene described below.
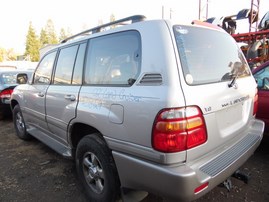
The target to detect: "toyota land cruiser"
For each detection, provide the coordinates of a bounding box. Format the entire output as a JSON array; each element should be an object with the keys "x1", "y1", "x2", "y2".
[{"x1": 11, "y1": 15, "x2": 264, "y2": 201}]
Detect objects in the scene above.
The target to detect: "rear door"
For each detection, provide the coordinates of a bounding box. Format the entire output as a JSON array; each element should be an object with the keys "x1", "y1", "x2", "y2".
[
  {"x1": 45, "y1": 42, "x2": 86, "y2": 144},
  {"x1": 173, "y1": 25, "x2": 256, "y2": 160}
]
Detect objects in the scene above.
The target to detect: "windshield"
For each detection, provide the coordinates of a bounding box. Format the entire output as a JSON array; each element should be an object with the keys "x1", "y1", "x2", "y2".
[
  {"x1": 0, "y1": 73, "x2": 18, "y2": 84},
  {"x1": 173, "y1": 25, "x2": 251, "y2": 85}
]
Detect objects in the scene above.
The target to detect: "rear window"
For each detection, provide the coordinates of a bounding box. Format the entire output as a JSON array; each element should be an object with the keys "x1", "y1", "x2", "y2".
[
  {"x1": 85, "y1": 31, "x2": 141, "y2": 86},
  {"x1": 174, "y1": 25, "x2": 251, "y2": 85}
]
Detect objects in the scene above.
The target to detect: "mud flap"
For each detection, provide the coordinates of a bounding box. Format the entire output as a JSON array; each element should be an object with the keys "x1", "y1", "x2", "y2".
[{"x1": 119, "y1": 188, "x2": 148, "y2": 202}]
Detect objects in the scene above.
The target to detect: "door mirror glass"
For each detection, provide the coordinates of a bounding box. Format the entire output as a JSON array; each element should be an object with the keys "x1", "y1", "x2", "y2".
[{"x1": 17, "y1": 73, "x2": 28, "y2": 84}]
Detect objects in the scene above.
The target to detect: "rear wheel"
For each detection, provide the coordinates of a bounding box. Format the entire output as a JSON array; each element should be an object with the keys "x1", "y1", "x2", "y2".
[
  {"x1": 13, "y1": 105, "x2": 31, "y2": 140},
  {"x1": 76, "y1": 134, "x2": 120, "y2": 202}
]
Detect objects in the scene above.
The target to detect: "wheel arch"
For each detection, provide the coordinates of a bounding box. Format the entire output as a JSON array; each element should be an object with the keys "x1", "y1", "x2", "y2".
[
  {"x1": 69, "y1": 122, "x2": 107, "y2": 151},
  {"x1": 10, "y1": 99, "x2": 19, "y2": 110}
]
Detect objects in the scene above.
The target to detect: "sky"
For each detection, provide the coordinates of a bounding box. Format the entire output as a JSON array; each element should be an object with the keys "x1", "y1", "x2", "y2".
[{"x1": 1, "y1": 0, "x2": 269, "y2": 54}]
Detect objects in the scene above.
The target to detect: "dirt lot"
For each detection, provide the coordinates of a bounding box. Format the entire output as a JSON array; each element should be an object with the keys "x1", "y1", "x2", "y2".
[{"x1": 1, "y1": 116, "x2": 269, "y2": 202}]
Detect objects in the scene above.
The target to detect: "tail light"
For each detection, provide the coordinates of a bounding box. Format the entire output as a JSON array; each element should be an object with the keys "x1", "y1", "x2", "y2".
[
  {"x1": 0, "y1": 89, "x2": 14, "y2": 99},
  {"x1": 152, "y1": 106, "x2": 207, "y2": 153},
  {"x1": 253, "y1": 89, "x2": 258, "y2": 116}
]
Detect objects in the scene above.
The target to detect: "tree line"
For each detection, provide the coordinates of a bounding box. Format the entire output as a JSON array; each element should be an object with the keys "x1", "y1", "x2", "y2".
[
  {"x1": 25, "y1": 19, "x2": 72, "y2": 62},
  {"x1": 0, "y1": 14, "x2": 116, "y2": 62},
  {"x1": 0, "y1": 19, "x2": 71, "y2": 62}
]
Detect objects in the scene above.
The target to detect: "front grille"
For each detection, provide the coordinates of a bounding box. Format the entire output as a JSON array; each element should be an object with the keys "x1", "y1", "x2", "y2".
[{"x1": 200, "y1": 134, "x2": 260, "y2": 177}]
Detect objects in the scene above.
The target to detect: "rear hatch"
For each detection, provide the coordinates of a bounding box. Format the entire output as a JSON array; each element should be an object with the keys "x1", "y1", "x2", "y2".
[{"x1": 173, "y1": 24, "x2": 257, "y2": 161}]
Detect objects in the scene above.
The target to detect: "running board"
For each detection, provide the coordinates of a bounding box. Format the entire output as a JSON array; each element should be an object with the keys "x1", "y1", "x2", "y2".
[{"x1": 27, "y1": 127, "x2": 73, "y2": 158}]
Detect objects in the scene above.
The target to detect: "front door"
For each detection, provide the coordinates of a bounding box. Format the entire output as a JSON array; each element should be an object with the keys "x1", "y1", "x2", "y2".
[{"x1": 24, "y1": 51, "x2": 57, "y2": 131}]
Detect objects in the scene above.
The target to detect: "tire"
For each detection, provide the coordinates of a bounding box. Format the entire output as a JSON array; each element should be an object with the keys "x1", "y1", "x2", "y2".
[
  {"x1": 13, "y1": 105, "x2": 31, "y2": 140},
  {"x1": 76, "y1": 134, "x2": 120, "y2": 202}
]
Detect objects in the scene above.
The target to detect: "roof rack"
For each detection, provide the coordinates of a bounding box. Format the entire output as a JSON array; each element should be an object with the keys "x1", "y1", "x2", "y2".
[{"x1": 61, "y1": 15, "x2": 146, "y2": 43}]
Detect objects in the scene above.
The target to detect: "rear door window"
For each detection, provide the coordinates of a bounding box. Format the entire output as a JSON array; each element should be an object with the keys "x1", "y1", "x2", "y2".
[
  {"x1": 53, "y1": 45, "x2": 79, "y2": 85},
  {"x1": 173, "y1": 25, "x2": 251, "y2": 85}
]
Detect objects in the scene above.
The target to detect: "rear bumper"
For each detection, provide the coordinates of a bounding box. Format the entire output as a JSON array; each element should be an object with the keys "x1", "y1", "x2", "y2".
[{"x1": 112, "y1": 119, "x2": 264, "y2": 201}]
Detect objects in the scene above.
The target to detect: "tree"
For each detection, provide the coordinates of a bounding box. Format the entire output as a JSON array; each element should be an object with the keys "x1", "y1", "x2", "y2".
[
  {"x1": 25, "y1": 22, "x2": 40, "y2": 62},
  {"x1": 0, "y1": 47, "x2": 17, "y2": 61},
  {"x1": 0, "y1": 48, "x2": 5, "y2": 62},
  {"x1": 59, "y1": 27, "x2": 72, "y2": 42},
  {"x1": 39, "y1": 28, "x2": 49, "y2": 48},
  {"x1": 44, "y1": 19, "x2": 59, "y2": 44},
  {"x1": 5, "y1": 49, "x2": 17, "y2": 61},
  {"x1": 110, "y1": 14, "x2": 116, "y2": 29}
]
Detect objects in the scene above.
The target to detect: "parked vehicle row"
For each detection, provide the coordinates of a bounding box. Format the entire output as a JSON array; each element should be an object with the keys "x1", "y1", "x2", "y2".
[{"x1": 10, "y1": 16, "x2": 265, "y2": 202}]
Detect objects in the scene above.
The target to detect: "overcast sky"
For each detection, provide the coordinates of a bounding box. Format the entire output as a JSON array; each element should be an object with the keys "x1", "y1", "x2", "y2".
[{"x1": 1, "y1": 0, "x2": 268, "y2": 54}]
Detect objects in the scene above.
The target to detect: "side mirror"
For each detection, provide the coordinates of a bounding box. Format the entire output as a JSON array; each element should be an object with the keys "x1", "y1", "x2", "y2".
[
  {"x1": 262, "y1": 77, "x2": 269, "y2": 90},
  {"x1": 16, "y1": 73, "x2": 28, "y2": 84},
  {"x1": 265, "y1": 20, "x2": 269, "y2": 30}
]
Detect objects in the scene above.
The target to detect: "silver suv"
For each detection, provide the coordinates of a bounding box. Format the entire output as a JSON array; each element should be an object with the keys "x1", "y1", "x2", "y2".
[{"x1": 11, "y1": 16, "x2": 264, "y2": 201}]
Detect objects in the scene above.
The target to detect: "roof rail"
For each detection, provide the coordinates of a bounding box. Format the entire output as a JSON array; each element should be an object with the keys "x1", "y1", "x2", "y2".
[{"x1": 61, "y1": 15, "x2": 146, "y2": 43}]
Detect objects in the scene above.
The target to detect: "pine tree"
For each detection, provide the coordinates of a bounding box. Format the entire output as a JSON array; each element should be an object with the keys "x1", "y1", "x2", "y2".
[
  {"x1": 0, "y1": 48, "x2": 5, "y2": 62},
  {"x1": 59, "y1": 27, "x2": 72, "y2": 42},
  {"x1": 110, "y1": 14, "x2": 116, "y2": 29},
  {"x1": 45, "y1": 19, "x2": 59, "y2": 44},
  {"x1": 25, "y1": 22, "x2": 40, "y2": 62},
  {"x1": 40, "y1": 28, "x2": 49, "y2": 48}
]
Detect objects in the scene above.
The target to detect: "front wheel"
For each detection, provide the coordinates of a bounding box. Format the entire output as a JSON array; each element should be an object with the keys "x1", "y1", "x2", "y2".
[
  {"x1": 13, "y1": 105, "x2": 31, "y2": 140},
  {"x1": 76, "y1": 134, "x2": 120, "y2": 202}
]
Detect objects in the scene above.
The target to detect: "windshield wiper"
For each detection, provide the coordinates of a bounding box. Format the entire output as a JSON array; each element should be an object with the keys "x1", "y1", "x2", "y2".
[{"x1": 228, "y1": 74, "x2": 238, "y2": 88}]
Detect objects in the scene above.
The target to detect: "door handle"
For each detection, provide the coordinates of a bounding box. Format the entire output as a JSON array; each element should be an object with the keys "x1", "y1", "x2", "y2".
[
  {"x1": 38, "y1": 92, "x2": 45, "y2": 97},
  {"x1": 64, "y1": 94, "x2": 76, "y2": 101}
]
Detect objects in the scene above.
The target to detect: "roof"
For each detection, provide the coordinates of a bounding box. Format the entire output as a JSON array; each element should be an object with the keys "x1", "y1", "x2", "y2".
[
  {"x1": 0, "y1": 68, "x2": 33, "y2": 74},
  {"x1": 0, "y1": 65, "x2": 17, "y2": 69}
]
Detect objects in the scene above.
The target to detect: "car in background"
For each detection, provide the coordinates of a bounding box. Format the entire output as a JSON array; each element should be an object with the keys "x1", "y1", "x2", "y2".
[
  {"x1": 0, "y1": 67, "x2": 32, "y2": 119},
  {"x1": 252, "y1": 60, "x2": 269, "y2": 130}
]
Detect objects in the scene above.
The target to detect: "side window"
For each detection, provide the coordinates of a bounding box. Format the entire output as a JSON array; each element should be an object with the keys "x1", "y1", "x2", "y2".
[
  {"x1": 85, "y1": 31, "x2": 141, "y2": 85},
  {"x1": 72, "y1": 43, "x2": 86, "y2": 84},
  {"x1": 34, "y1": 51, "x2": 56, "y2": 84},
  {"x1": 253, "y1": 65, "x2": 269, "y2": 90},
  {"x1": 53, "y1": 45, "x2": 79, "y2": 85}
]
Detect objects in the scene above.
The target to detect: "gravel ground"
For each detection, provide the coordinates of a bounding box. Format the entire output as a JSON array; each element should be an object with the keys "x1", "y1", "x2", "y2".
[{"x1": 0, "y1": 116, "x2": 268, "y2": 202}]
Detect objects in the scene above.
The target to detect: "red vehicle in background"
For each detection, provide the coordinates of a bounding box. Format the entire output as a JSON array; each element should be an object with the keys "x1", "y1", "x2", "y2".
[{"x1": 252, "y1": 60, "x2": 269, "y2": 130}]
